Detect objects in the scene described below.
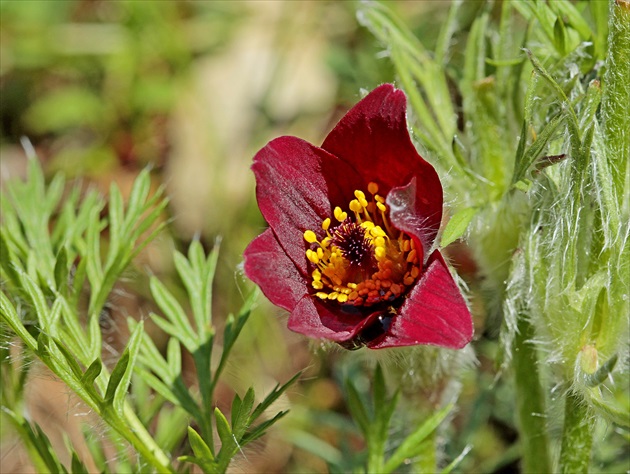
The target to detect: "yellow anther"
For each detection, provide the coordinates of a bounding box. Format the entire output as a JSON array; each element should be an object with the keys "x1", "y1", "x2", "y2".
[
  {"x1": 306, "y1": 249, "x2": 319, "y2": 264},
  {"x1": 349, "y1": 199, "x2": 363, "y2": 213},
  {"x1": 361, "y1": 221, "x2": 375, "y2": 230},
  {"x1": 304, "y1": 185, "x2": 422, "y2": 308},
  {"x1": 370, "y1": 226, "x2": 386, "y2": 238},
  {"x1": 352, "y1": 190, "x2": 368, "y2": 208},
  {"x1": 334, "y1": 207, "x2": 347, "y2": 222},
  {"x1": 349, "y1": 199, "x2": 363, "y2": 212},
  {"x1": 304, "y1": 230, "x2": 318, "y2": 243}
]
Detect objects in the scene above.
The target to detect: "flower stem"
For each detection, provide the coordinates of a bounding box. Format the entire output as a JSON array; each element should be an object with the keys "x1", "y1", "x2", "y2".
[
  {"x1": 513, "y1": 317, "x2": 551, "y2": 473},
  {"x1": 601, "y1": 0, "x2": 630, "y2": 207},
  {"x1": 559, "y1": 390, "x2": 594, "y2": 473},
  {"x1": 416, "y1": 433, "x2": 436, "y2": 473}
]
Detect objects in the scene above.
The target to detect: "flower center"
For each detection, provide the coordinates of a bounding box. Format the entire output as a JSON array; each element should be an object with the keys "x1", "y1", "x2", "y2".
[{"x1": 303, "y1": 182, "x2": 422, "y2": 307}]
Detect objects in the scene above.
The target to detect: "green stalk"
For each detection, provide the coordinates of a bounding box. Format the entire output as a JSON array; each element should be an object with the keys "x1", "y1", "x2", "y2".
[
  {"x1": 113, "y1": 404, "x2": 175, "y2": 473},
  {"x1": 513, "y1": 317, "x2": 551, "y2": 473},
  {"x1": 416, "y1": 433, "x2": 436, "y2": 473},
  {"x1": 367, "y1": 442, "x2": 385, "y2": 474},
  {"x1": 559, "y1": 390, "x2": 594, "y2": 473},
  {"x1": 601, "y1": 0, "x2": 630, "y2": 206}
]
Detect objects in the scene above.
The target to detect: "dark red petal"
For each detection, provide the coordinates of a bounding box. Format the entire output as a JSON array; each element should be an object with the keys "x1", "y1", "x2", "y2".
[
  {"x1": 321, "y1": 84, "x2": 443, "y2": 242},
  {"x1": 367, "y1": 250, "x2": 473, "y2": 349},
  {"x1": 288, "y1": 297, "x2": 384, "y2": 342},
  {"x1": 243, "y1": 228, "x2": 308, "y2": 311},
  {"x1": 252, "y1": 136, "x2": 363, "y2": 276}
]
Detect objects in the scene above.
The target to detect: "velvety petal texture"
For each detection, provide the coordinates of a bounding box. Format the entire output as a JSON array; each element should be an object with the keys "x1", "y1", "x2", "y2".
[
  {"x1": 367, "y1": 251, "x2": 473, "y2": 349},
  {"x1": 243, "y1": 84, "x2": 473, "y2": 350},
  {"x1": 322, "y1": 85, "x2": 443, "y2": 248}
]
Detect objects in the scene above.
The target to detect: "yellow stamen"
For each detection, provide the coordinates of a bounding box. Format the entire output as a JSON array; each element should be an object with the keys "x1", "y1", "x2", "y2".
[
  {"x1": 306, "y1": 249, "x2": 319, "y2": 264},
  {"x1": 301, "y1": 183, "x2": 422, "y2": 307},
  {"x1": 349, "y1": 199, "x2": 363, "y2": 213},
  {"x1": 334, "y1": 206, "x2": 347, "y2": 222},
  {"x1": 304, "y1": 230, "x2": 318, "y2": 243}
]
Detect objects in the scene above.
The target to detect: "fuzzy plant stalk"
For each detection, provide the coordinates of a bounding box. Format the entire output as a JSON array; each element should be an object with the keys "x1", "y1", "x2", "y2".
[
  {"x1": 601, "y1": 0, "x2": 630, "y2": 207},
  {"x1": 514, "y1": 1, "x2": 630, "y2": 472},
  {"x1": 557, "y1": 1, "x2": 630, "y2": 470}
]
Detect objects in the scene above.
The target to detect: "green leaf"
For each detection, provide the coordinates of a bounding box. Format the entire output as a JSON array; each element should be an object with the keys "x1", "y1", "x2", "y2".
[
  {"x1": 512, "y1": 114, "x2": 564, "y2": 186},
  {"x1": 187, "y1": 426, "x2": 215, "y2": 462},
  {"x1": 231, "y1": 388, "x2": 255, "y2": 439},
  {"x1": 382, "y1": 403, "x2": 454, "y2": 474},
  {"x1": 52, "y1": 337, "x2": 84, "y2": 382},
  {"x1": 441, "y1": 208, "x2": 478, "y2": 247},
  {"x1": 3, "y1": 408, "x2": 69, "y2": 474},
  {"x1": 585, "y1": 353, "x2": 618, "y2": 387},
  {"x1": 112, "y1": 322, "x2": 144, "y2": 413},
  {"x1": 81, "y1": 358, "x2": 103, "y2": 391},
  {"x1": 242, "y1": 410, "x2": 289, "y2": 445},
  {"x1": 70, "y1": 451, "x2": 89, "y2": 474},
  {"x1": 53, "y1": 246, "x2": 69, "y2": 294},
  {"x1": 345, "y1": 381, "x2": 371, "y2": 437},
  {"x1": 0, "y1": 290, "x2": 37, "y2": 351},
  {"x1": 553, "y1": 17, "x2": 567, "y2": 56},
  {"x1": 150, "y1": 277, "x2": 198, "y2": 352},
  {"x1": 104, "y1": 351, "x2": 130, "y2": 406},
  {"x1": 166, "y1": 336, "x2": 182, "y2": 380},
  {"x1": 104, "y1": 185, "x2": 124, "y2": 271},
  {"x1": 250, "y1": 372, "x2": 300, "y2": 422},
  {"x1": 17, "y1": 269, "x2": 49, "y2": 329},
  {"x1": 0, "y1": 230, "x2": 22, "y2": 288}
]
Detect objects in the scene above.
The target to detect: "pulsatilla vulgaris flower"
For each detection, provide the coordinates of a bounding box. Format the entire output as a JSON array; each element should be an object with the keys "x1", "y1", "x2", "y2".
[{"x1": 244, "y1": 84, "x2": 473, "y2": 349}]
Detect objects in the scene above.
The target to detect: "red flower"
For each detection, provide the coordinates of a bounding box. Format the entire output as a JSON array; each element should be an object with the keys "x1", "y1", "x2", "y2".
[{"x1": 243, "y1": 84, "x2": 473, "y2": 350}]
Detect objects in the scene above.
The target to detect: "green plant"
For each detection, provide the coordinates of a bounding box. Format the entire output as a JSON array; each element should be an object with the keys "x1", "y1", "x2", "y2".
[
  {"x1": 358, "y1": 0, "x2": 629, "y2": 471},
  {"x1": 0, "y1": 156, "x2": 298, "y2": 473}
]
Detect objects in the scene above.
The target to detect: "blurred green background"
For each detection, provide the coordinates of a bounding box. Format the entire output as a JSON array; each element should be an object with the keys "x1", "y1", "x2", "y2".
[{"x1": 1, "y1": 1, "x2": 627, "y2": 473}]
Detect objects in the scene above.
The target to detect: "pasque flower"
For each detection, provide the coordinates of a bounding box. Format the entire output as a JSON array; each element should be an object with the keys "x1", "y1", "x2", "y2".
[{"x1": 244, "y1": 84, "x2": 473, "y2": 349}]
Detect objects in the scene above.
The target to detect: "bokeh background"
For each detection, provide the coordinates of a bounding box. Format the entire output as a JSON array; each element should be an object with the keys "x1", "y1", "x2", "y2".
[{"x1": 1, "y1": 1, "x2": 626, "y2": 473}]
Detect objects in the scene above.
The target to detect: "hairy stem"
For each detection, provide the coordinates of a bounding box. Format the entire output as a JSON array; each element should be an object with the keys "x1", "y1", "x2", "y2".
[
  {"x1": 513, "y1": 317, "x2": 551, "y2": 473},
  {"x1": 559, "y1": 390, "x2": 594, "y2": 473},
  {"x1": 601, "y1": 0, "x2": 630, "y2": 208}
]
